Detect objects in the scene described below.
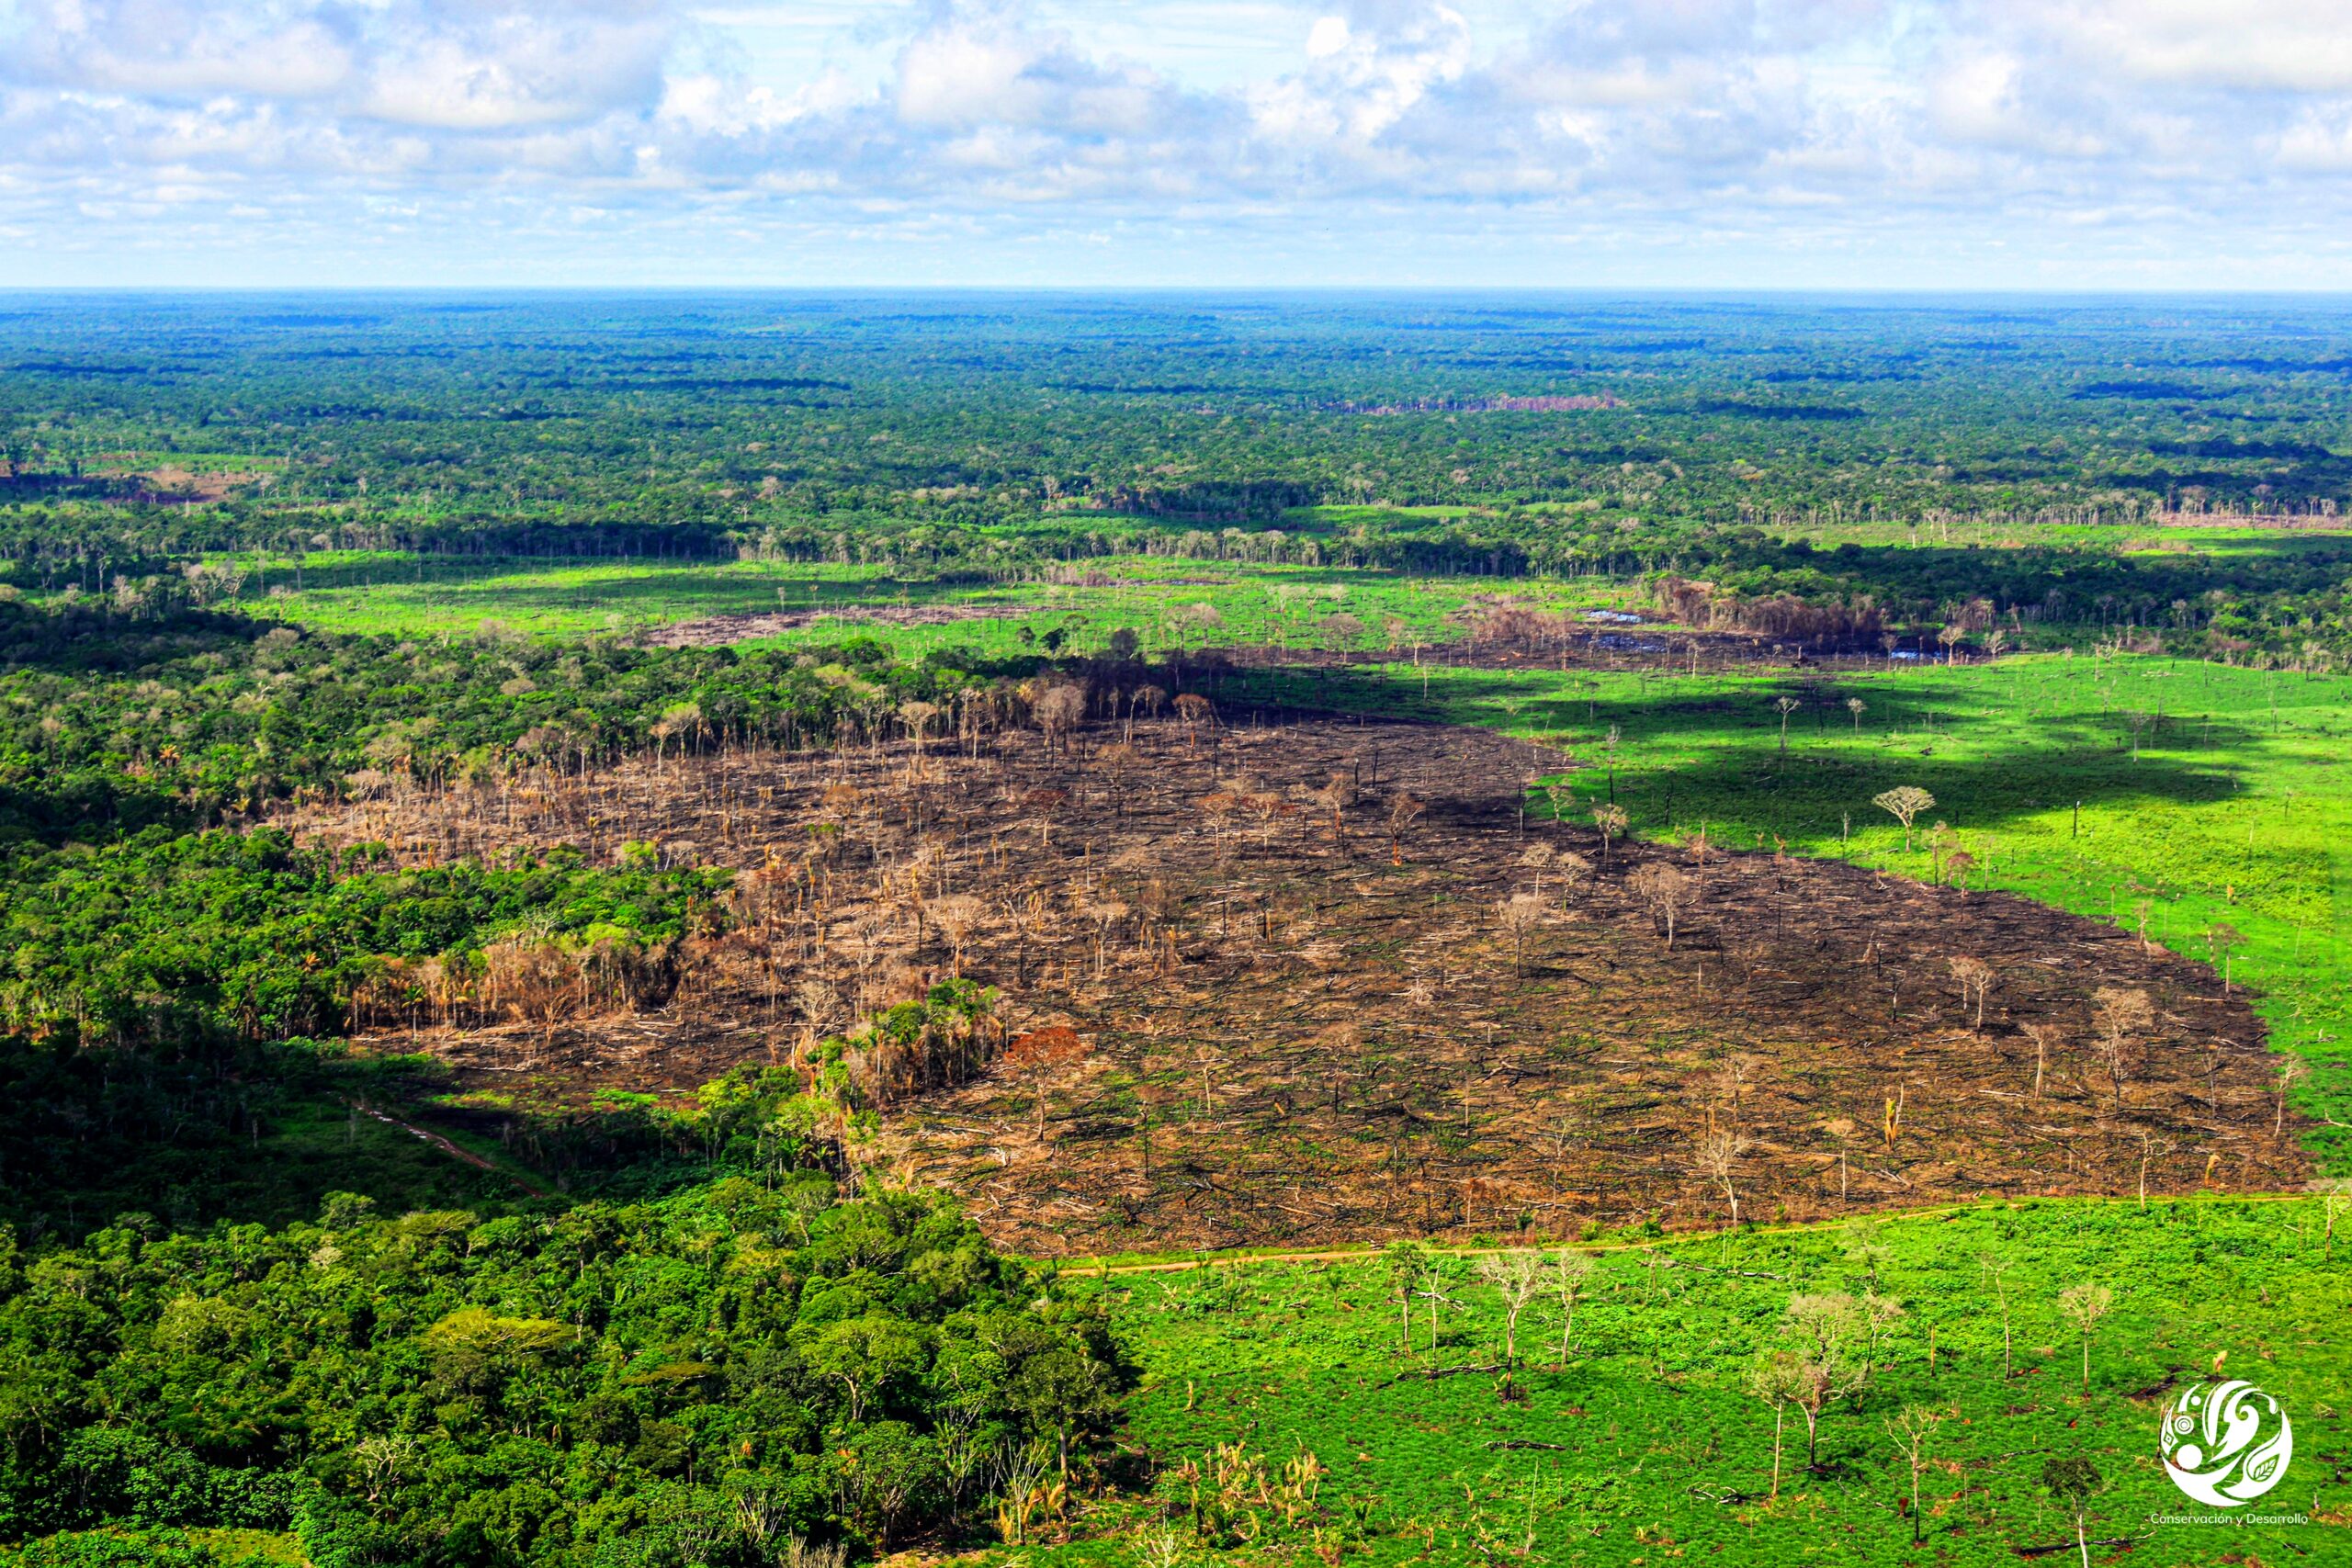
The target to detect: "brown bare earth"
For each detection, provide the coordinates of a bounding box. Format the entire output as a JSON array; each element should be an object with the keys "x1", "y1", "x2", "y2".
[
  {"x1": 276, "y1": 706, "x2": 2305, "y2": 1254},
  {"x1": 642, "y1": 603, "x2": 1038, "y2": 647},
  {"x1": 119, "y1": 466, "x2": 259, "y2": 503},
  {"x1": 1241, "y1": 608, "x2": 1917, "y2": 676}
]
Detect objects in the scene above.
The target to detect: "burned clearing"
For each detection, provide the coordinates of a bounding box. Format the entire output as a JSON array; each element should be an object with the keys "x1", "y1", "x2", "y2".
[
  {"x1": 640, "y1": 602, "x2": 1039, "y2": 647},
  {"x1": 277, "y1": 700, "x2": 2305, "y2": 1254},
  {"x1": 1243, "y1": 605, "x2": 1930, "y2": 678}
]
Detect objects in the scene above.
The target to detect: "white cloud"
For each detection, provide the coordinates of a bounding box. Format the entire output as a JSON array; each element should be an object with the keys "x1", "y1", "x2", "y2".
[
  {"x1": 3, "y1": 0, "x2": 2352, "y2": 283},
  {"x1": 892, "y1": 10, "x2": 1179, "y2": 140},
  {"x1": 354, "y1": 7, "x2": 674, "y2": 131},
  {"x1": 2276, "y1": 110, "x2": 2352, "y2": 172},
  {"x1": 897, "y1": 21, "x2": 1050, "y2": 129},
  {"x1": 2023, "y1": 0, "x2": 2352, "y2": 95},
  {"x1": 18, "y1": 0, "x2": 357, "y2": 98},
  {"x1": 1924, "y1": 49, "x2": 2102, "y2": 157},
  {"x1": 1305, "y1": 16, "x2": 1350, "y2": 58}
]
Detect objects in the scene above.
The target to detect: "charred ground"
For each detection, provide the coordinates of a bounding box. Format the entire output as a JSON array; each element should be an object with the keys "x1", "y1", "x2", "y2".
[{"x1": 277, "y1": 699, "x2": 2305, "y2": 1253}]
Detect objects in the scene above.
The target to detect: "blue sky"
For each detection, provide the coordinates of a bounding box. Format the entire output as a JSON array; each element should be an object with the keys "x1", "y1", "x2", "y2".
[{"x1": 6, "y1": 0, "x2": 2352, "y2": 289}]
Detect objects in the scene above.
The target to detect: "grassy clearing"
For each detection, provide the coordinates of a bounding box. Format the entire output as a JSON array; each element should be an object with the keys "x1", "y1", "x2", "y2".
[
  {"x1": 1004, "y1": 1196, "x2": 2352, "y2": 1566},
  {"x1": 1227, "y1": 652, "x2": 2352, "y2": 1173},
  {"x1": 210, "y1": 551, "x2": 1619, "y2": 653}
]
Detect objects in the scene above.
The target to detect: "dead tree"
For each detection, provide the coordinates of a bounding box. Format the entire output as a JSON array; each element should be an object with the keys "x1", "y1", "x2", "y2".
[
  {"x1": 1496, "y1": 894, "x2": 1546, "y2": 974},
  {"x1": 2207, "y1": 922, "x2": 2246, "y2": 994},
  {"x1": 1098, "y1": 743, "x2": 1139, "y2": 817},
  {"x1": 1035, "y1": 685, "x2": 1089, "y2": 756},
  {"x1": 931, "y1": 895, "x2": 987, "y2": 978},
  {"x1": 2137, "y1": 1131, "x2": 2174, "y2": 1210},
  {"x1": 1474, "y1": 1250, "x2": 1545, "y2": 1383},
  {"x1": 1948, "y1": 955, "x2": 1996, "y2": 1029},
  {"x1": 1547, "y1": 1250, "x2": 1596, "y2": 1363},
  {"x1": 1627, "y1": 863, "x2": 1692, "y2": 950},
  {"x1": 1780, "y1": 1293, "x2": 1867, "y2": 1467},
  {"x1": 1198, "y1": 792, "x2": 1241, "y2": 857},
  {"x1": 1977, "y1": 1251, "x2": 2016, "y2": 1379},
  {"x1": 1883, "y1": 1404, "x2": 1949, "y2": 1548},
  {"x1": 1551, "y1": 850, "x2": 1593, "y2": 906},
  {"x1": 1590, "y1": 803, "x2": 1628, "y2": 870},
  {"x1": 2025, "y1": 1021, "x2": 2062, "y2": 1099},
  {"x1": 2277, "y1": 1055, "x2": 2309, "y2": 1138},
  {"x1": 2091, "y1": 987, "x2": 2154, "y2": 1110},
  {"x1": 2056, "y1": 1280, "x2": 2114, "y2": 1394},
  {"x1": 1173, "y1": 693, "x2": 1214, "y2": 750},
  {"x1": 1747, "y1": 1352, "x2": 1806, "y2": 1499},
  {"x1": 1925, "y1": 821, "x2": 1956, "y2": 884},
  {"x1": 899, "y1": 700, "x2": 939, "y2": 756},
  {"x1": 1692, "y1": 1123, "x2": 1750, "y2": 1227},
  {"x1": 1873, "y1": 785, "x2": 1934, "y2": 852},
  {"x1": 1317, "y1": 770, "x2": 1357, "y2": 848},
  {"x1": 1385, "y1": 793, "x2": 1425, "y2": 866},
  {"x1": 1382, "y1": 1241, "x2": 1429, "y2": 1356}
]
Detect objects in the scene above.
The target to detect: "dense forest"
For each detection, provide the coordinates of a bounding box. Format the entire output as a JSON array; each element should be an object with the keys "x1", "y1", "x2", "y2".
[
  {"x1": 0, "y1": 1069, "x2": 1131, "y2": 1567},
  {"x1": 9, "y1": 294, "x2": 2352, "y2": 532}
]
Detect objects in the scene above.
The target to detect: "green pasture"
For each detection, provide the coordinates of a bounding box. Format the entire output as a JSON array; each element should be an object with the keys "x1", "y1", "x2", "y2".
[
  {"x1": 227, "y1": 552, "x2": 941, "y2": 638},
  {"x1": 1016, "y1": 1197, "x2": 2350, "y2": 1565},
  {"x1": 222, "y1": 550, "x2": 1614, "y2": 653},
  {"x1": 1229, "y1": 651, "x2": 2352, "y2": 1171},
  {"x1": 1758, "y1": 518, "x2": 2352, "y2": 559}
]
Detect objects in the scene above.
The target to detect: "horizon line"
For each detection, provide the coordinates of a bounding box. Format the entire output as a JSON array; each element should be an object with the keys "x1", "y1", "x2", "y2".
[{"x1": 12, "y1": 283, "x2": 2352, "y2": 299}]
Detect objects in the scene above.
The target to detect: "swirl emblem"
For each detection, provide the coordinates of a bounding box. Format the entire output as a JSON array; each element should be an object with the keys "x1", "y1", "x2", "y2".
[{"x1": 2159, "y1": 1380, "x2": 2292, "y2": 1506}]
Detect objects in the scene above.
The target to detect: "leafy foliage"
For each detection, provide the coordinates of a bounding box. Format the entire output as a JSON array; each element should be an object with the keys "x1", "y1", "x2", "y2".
[
  {"x1": 0, "y1": 1108, "x2": 1130, "y2": 1563},
  {"x1": 0, "y1": 828, "x2": 726, "y2": 1048}
]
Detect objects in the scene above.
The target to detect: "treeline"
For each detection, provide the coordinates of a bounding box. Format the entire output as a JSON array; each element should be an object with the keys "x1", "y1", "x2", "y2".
[
  {"x1": 0, "y1": 599, "x2": 1254, "y2": 840},
  {"x1": 0, "y1": 829, "x2": 727, "y2": 1050},
  {"x1": 1650, "y1": 576, "x2": 1886, "y2": 647},
  {"x1": 1642, "y1": 530, "x2": 2352, "y2": 662},
  {"x1": 0, "y1": 602, "x2": 992, "y2": 833}
]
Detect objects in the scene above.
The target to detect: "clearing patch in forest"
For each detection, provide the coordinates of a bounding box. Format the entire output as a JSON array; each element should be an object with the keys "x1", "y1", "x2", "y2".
[
  {"x1": 641, "y1": 602, "x2": 1039, "y2": 646},
  {"x1": 274, "y1": 700, "x2": 2304, "y2": 1252}
]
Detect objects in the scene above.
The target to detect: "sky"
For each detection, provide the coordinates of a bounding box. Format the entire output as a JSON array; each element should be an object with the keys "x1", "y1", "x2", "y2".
[{"x1": 5, "y1": 0, "x2": 2352, "y2": 289}]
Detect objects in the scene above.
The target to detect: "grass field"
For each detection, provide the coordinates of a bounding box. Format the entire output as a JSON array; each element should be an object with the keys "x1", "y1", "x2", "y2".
[
  {"x1": 196, "y1": 551, "x2": 1616, "y2": 654},
  {"x1": 1218, "y1": 652, "x2": 2352, "y2": 1174},
  {"x1": 1007, "y1": 1194, "x2": 2352, "y2": 1565}
]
